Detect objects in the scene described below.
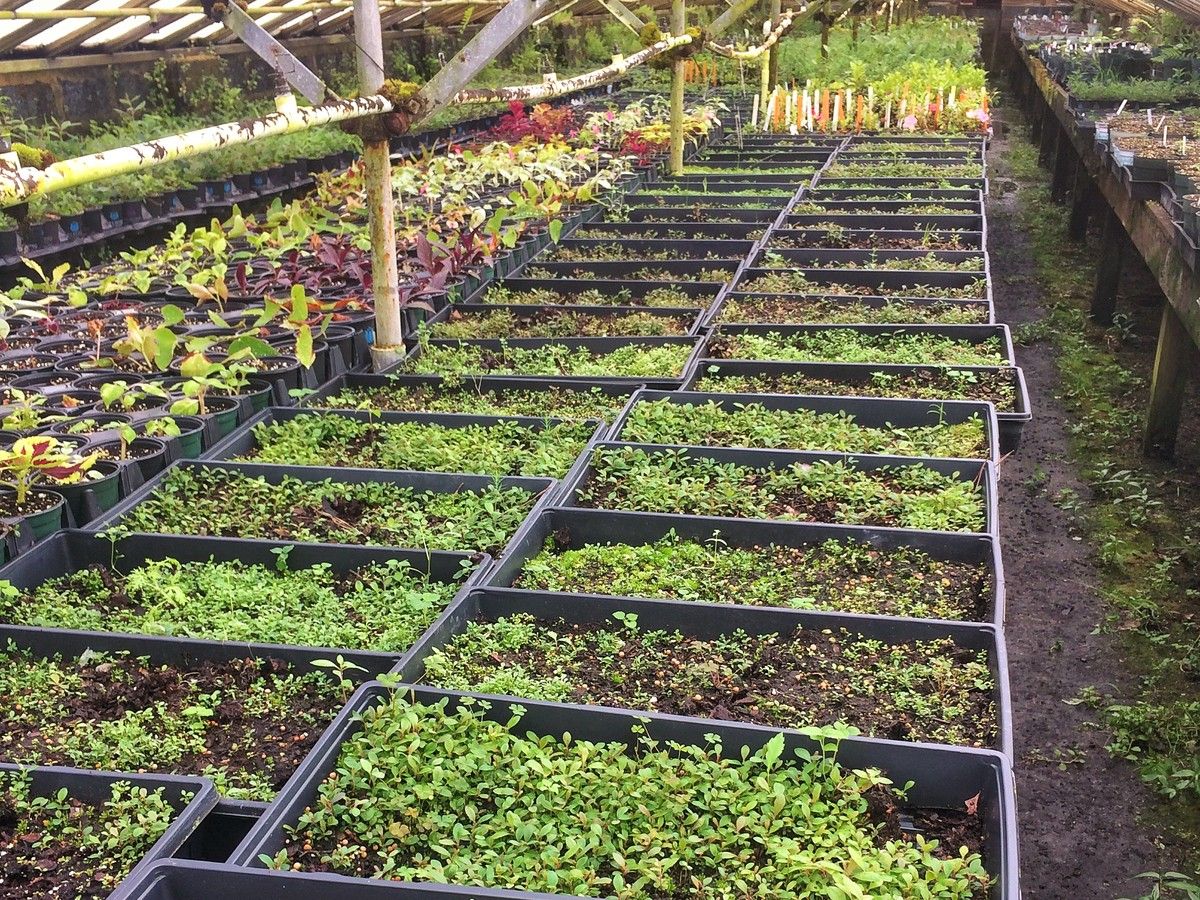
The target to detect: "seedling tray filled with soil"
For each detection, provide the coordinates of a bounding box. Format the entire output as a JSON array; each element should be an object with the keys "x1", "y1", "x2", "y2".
[
  {"x1": 422, "y1": 303, "x2": 704, "y2": 339},
  {"x1": 399, "y1": 587, "x2": 1010, "y2": 752},
  {"x1": 395, "y1": 337, "x2": 705, "y2": 388},
  {"x1": 687, "y1": 359, "x2": 1032, "y2": 454},
  {"x1": 791, "y1": 199, "x2": 982, "y2": 216},
  {"x1": 753, "y1": 246, "x2": 989, "y2": 272},
  {"x1": 807, "y1": 188, "x2": 984, "y2": 202},
  {"x1": 560, "y1": 442, "x2": 997, "y2": 534},
  {"x1": 489, "y1": 507, "x2": 1004, "y2": 625},
  {"x1": 768, "y1": 226, "x2": 984, "y2": 251},
  {"x1": 609, "y1": 389, "x2": 999, "y2": 460},
  {"x1": 573, "y1": 222, "x2": 767, "y2": 241},
  {"x1": 203, "y1": 407, "x2": 604, "y2": 480},
  {"x1": 540, "y1": 237, "x2": 755, "y2": 261},
  {"x1": 628, "y1": 194, "x2": 787, "y2": 210},
  {"x1": 625, "y1": 206, "x2": 780, "y2": 223},
  {"x1": 477, "y1": 277, "x2": 719, "y2": 308},
  {"x1": 818, "y1": 176, "x2": 986, "y2": 190},
  {"x1": 0, "y1": 630, "x2": 369, "y2": 801},
  {"x1": 708, "y1": 324, "x2": 1016, "y2": 367},
  {"x1": 711, "y1": 292, "x2": 993, "y2": 325},
  {"x1": 115, "y1": 860, "x2": 559, "y2": 899},
  {"x1": 787, "y1": 212, "x2": 984, "y2": 231},
  {"x1": 86, "y1": 461, "x2": 550, "y2": 557},
  {"x1": 0, "y1": 531, "x2": 484, "y2": 656},
  {"x1": 520, "y1": 260, "x2": 740, "y2": 284},
  {"x1": 304, "y1": 374, "x2": 637, "y2": 422},
  {"x1": 229, "y1": 685, "x2": 1018, "y2": 898},
  {"x1": 0, "y1": 764, "x2": 216, "y2": 900},
  {"x1": 736, "y1": 266, "x2": 990, "y2": 301}
]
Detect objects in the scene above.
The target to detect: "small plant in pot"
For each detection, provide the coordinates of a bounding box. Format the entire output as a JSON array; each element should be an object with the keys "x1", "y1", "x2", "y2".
[{"x1": 0, "y1": 437, "x2": 98, "y2": 540}]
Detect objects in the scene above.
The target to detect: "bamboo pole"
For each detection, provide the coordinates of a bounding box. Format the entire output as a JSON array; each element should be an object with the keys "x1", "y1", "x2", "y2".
[
  {"x1": 758, "y1": 44, "x2": 770, "y2": 122},
  {"x1": 669, "y1": 0, "x2": 686, "y2": 175},
  {"x1": 354, "y1": 0, "x2": 402, "y2": 371}
]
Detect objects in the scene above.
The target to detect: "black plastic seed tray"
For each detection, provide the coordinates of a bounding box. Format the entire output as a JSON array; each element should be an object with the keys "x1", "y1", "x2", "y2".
[
  {"x1": 787, "y1": 212, "x2": 985, "y2": 230},
  {"x1": 0, "y1": 530, "x2": 484, "y2": 667},
  {"x1": 301, "y1": 372, "x2": 640, "y2": 419},
  {"x1": 807, "y1": 188, "x2": 984, "y2": 202},
  {"x1": 708, "y1": 323, "x2": 1016, "y2": 365},
  {"x1": 423, "y1": 301, "x2": 707, "y2": 336},
  {"x1": 629, "y1": 193, "x2": 791, "y2": 207},
  {"x1": 685, "y1": 359, "x2": 1032, "y2": 454},
  {"x1": 83, "y1": 459, "x2": 555, "y2": 557},
  {"x1": 608, "y1": 388, "x2": 1000, "y2": 460},
  {"x1": 487, "y1": 505, "x2": 1006, "y2": 626},
  {"x1": 396, "y1": 586, "x2": 1013, "y2": 755},
  {"x1": 545, "y1": 236, "x2": 756, "y2": 258},
  {"x1": 516, "y1": 259, "x2": 741, "y2": 281},
  {"x1": 818, "y1": 176, "x2": 986, "y2": 189},
  {"x1": 769, "y1": 226, "x2": 985, "y2": 250},
  {"x1": 559, "y1": 440, "x2": 999, "y2": 535},
  {"x1": 657, "y1": 174, "x2": 805, "y2": 187},
  {"x1": 735, "y1": 266, "x2": 990, "y2": 301},
  {"x1": 571, "y1": 222, "x2": 768, "y2": 241},
  {"x1": 480, "y1": 276, "x2": 721, "y2": 304},
  {"x1": 226, "y1": 682, "x2": 1019, "y2": 900},
  {"x1": 0, "y1": 765, "x2": 218, "y2": 900},
  {"x1": 625, "y1": 206, "x2": 782, "y2": 223},
  {"x1": 200, "y1": 406, "x2": 606, "y2": 488},
  {"x1": 794, "y1": 199, "x2": 982, "y2": 213},
  {"x1": 707, "y1": 291, "x2": 994, "y2": 326},
  {"x1": 116, "y1": 860, "x2": 558, "y2": 898},
  {"x1": 395, "y1": 336, "x2": 706, "y2": 388},
  {"x1": 751, "y1": 246, "x2": 988, "y2": 269}
]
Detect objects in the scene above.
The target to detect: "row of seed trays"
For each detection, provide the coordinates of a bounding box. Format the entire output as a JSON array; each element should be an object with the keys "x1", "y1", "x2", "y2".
[
  {"x1": 0, "y1": 114, "x2": 1018, "y2": 899},
  {"x1": 158, "y1": 133, "x2": 1018, "y2": 896},
  {"x1": 0, "y1": 93, "x2": 719, "y2": 899}
]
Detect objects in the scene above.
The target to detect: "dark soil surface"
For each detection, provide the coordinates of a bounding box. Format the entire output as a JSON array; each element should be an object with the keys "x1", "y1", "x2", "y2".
[
  {"x1": 769, "y1": 231, "x2": 976, "y2": 250},
  {"x1": 0, "y1": 490, "x2": 60, "y2": 517},
  {"x1": 0, "y1": 653, "x2": 336, "y2": 797},
  {"x1": 987, "y1": 113, "x2": 1199, "y2": 896},
  {"x1": 432, "y1": 307, "x2": 694, "y2": 338},
  {"x1": 0, "y1": 802, "x2": 134, "y2": 899},
  {"x1": 422, "y1": 616, "x2": 997, "y2": 747}
]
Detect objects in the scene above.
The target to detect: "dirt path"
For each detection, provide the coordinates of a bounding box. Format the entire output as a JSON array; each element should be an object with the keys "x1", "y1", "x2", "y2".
[{"x1": 986, "y1": 115, "x2": 1187, "y2": 899}]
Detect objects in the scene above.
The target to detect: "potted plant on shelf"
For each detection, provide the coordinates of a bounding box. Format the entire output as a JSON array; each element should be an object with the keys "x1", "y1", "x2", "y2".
[{"x1": 0, "y1": 436, "x2": 98, "y2": 540}]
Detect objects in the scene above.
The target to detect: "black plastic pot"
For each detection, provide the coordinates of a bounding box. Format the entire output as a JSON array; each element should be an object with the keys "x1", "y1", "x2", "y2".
[
  {"x1": 54, "y1": 458, "x2": 124, "y2": 525},
  {"x1": 114, "y1": 860, "x2": 557, "y2": 898},
  {"x1": 84, "y1": 459, "x2": 554, "y2": 557},
  {"x1": 0, "y1": 764, "x2": 217, "y2": 900},
  {"x1": 226, "y1": 682, "x2": 1019, "y2": 899},
  {"x1": 559, "y1": 440, "x2": 999, "y2": 535},
  {"x1": 396, "y1": 586, "x2": 1012, "y2": 754},
  {"x1": 91, "y1": 436, "x2": 172, "y2": 483},
  {"x1": 398, "y1": 336, "x2": 705, "y2": 388},
  {"x1": 0, "y1": 529, "x2": 488, "y2": 663},
  {"x1": 609, "y1": 388, "x2": 1001, "y2": 460}
]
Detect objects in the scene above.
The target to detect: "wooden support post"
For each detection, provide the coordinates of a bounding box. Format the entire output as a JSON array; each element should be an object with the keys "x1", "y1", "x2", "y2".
[
  {"x1": 1144, "y1": 303, "x2": 1200, "y2": 458},
  {"x1": 1090, "y1": 208, "x2": 1124, "y2": 325},
  {"x1": 1037, "y1": 106, "x2": 1056, "y2": 167},
  {"x1": 669, "y1": 0, "x2": 686, "y2": 175},
  {"x1": 884, "y1": 0, "x2": 892, "y2": 32},
  {"x1": 1068, "y1": 161, "x2": 1092, "y2": 241},
  {"x1": 1050, "y1": 132, "x2": 1072, "y2": 202},
  {"x1": 820, "y1": 1, "x2": 831, "y2": 58},
  {"x1": 759, "y1": 45, "x2": 771, "y2": 122},
  {"x1": 767, "y1": 0, "x2": 781, "y2": 91},
  {"x1": 353, "y1": 0, "x2": 403, "y2": 371}
]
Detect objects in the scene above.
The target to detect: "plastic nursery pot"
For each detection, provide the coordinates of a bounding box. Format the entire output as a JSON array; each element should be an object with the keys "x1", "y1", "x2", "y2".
[
  {"x1": 116, "y1": 860, "x2": 557, "y2": 899},
  {"x1": 0, "y1": 488, "x2": 65, "y2": 542},
  {"x1": 609, "y1": 388, "x2": 1001, "y2": 462},
  {"x1": 165, "y1": 416, "x2": 207, "y2": 458},
  {"x1": 0, "y1": 530, "x2": 489, "y2": 664},
  {"x1": 559, "y1": 441, "x2": 1000, "y2": 536},
  {"x1": 489, "y1": 506, "x2": 1005, "y2": 627},
  {"x1": 0, "y1": 764, "x2": 217, "y2": 900},
  {"x1": 396, "y1": 586, "x2": 1013, "y2": 754},
  {"x1": 91, "y1": 437, "x2": 171, "y2": 484},
  {"x1": 225, "y1": 683, "x2": 1019, "y2": 899},
  {"x1": 48, "y1": 412, "x2": 135, "y2": 444},
  {"x1": 52, "y1": 459, "x2": 123, "y2": 526},
  {"x1": 0, "y1": 227, "x2": 18, "y2": 258},
  {"x1": 82, "y1": 459, "x2": 555, "y2": 558}
]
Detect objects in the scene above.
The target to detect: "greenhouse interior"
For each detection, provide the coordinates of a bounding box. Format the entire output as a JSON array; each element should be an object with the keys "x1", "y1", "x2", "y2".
[{"x1": 1, "y1": 0, "x2": 1200, "y2": 896}]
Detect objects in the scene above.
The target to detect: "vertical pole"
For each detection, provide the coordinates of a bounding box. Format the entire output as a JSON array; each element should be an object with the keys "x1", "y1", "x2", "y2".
[
  {"x1": 885, "y1": 0, "x2": 893, "y2": 33},
  {"x1": 767, "y1": 0, "x2": 781, "y2": 91},
  {"x1": 820, "y1": 1, "x2": 831, "y2": 58},
  {"x1": 1050, "y1": 133, "x2": 1072, "y2": 201},
  {"x1": 1090, "y1": 208, "x2": 1124, "y2": 325},
  {"x1": 759, "y1": 48, "x2": 771, "y2": 123},
  {"x1": 1144, "y1": 303, "x2": 1199, "y2": 458},
  {"x1": 669, "y1": 0, "x2": 686, "y2": 175},
  {"x1": 354, "y1": 0, "x2": 403, "y2": 371},
  {"x1": 1068, "y1": 161, "x2": 1092, "y2": 241}
]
